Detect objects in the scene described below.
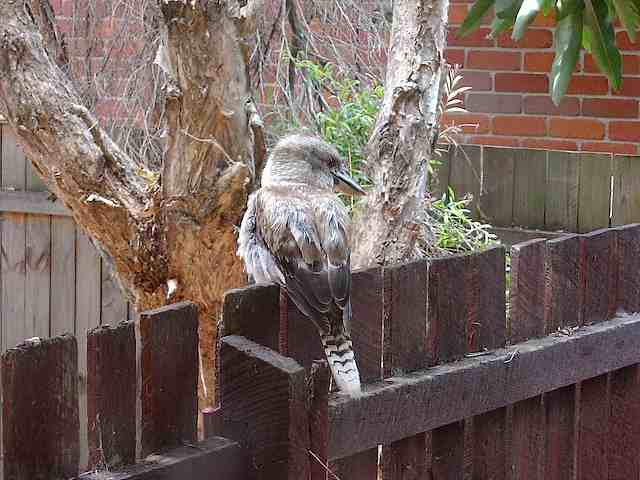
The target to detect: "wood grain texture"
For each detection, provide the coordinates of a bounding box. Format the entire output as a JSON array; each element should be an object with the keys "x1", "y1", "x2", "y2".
[
  {"x1": 576, "y1": 375, "x2": 609, "y2": 480},
  {"x1": 351, "y1": 266, "x2": 384, "y2": 383},
  {"x1": 76, "y1": 229, "x2": 102, "y2": 469},
  {"x1": 427, "y1": 254, "x2": 468, "y2": 364},
  {"x1": 2, "y1": 335, "x2": 79, "y2": 479},
  {"x1": 544, "y1": 234, "x2": 582, "y2": 333},
  {"x1": 222, "y1": 283, "x2": 280, "y2": 351},
  {"x1": 608, "y1": 365, "x2": 640, "y2": 480},
  {"x1": 475, "y1": 246, "x2": 507, "y2": 351},
  {"x1": 100, "y1": 259, "x2": 128, "y2": 326},
  {"x1": 432, "y1": 421, "x2": 464, "y2": 480},
  {"x1": 473, "y1": 408, "x2": 506, "y2": 480},
  {"x1": 50, "y1": 217, "x2": 76, "y2": 336},
  {"x1": 510, "y1": 238, "x2": 547, "y2": 343},
  {"x1": 140, "y1": 302, "x2": 199, "y2": 456},
  {"x1": 545, "y1": 151, "x2": 579, "y2": 232},
  {"x1": 480, "y1": 146, "x2": 515, "y2": 226},
  {"x1": 387, "y1": 260, "x2": 429, "y2": 373},
  {"x1": 578, "y1": 153, "x2": 612, "y2": 233},
  {"x1": 309, "y1": 362, "x2": 330, "y2": 480},
  {"x1": 382, "y1": 260, "x2": 430, "y2": 480},
  {"x1": 25, "y1": 213, "x2": 50, "y2": 339},
  {"x1": 449, "y1": 145, "x2": 482, "y2": 219},
  {"x1": 612, "y1": 155, "x2": 640, "y2": 226},
  {"x1": 87, "y1": 322, "x2": 136, "y2": 469},
  {"x1": 511, "y1": 396, "x2": 545, "y2": 480},
  {"x1": 327, "y1": 314, "x2": 640, "y2": 461},
  {"x1": 0, "y1": 190, "x2": 70, "y2": 216},
  {"x1": 615, "y1": 224, "x2": 640, "y2": 313},
  {"x1": 221, "y1": 335, "x2": 310, "y2": 480},
  {"x1": 513, "y1": 149, "x2": 546, "y2": 229},
  {"x1": 580, "y1": 228, "x2": 617, "y2": 324},
  {"x1": 2, "y1": 213, "x2": 27, "y2": 350},
  {"x1": 544, "y1": 386, "x2": 575, "y2": 480},
  {"x1": 78, "y1": 437, "x2": 246, "y2": 480}
]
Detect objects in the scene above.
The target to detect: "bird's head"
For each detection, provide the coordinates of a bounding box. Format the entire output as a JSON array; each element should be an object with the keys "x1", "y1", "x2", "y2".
[{"x1": 262, "y1": 134, "x2": 366, "y2": 196}]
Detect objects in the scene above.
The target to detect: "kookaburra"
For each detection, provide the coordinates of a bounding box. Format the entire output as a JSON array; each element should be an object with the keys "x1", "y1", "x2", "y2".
[{"x1": 237, "y1": 134, "x2": 366, "y2": 395}]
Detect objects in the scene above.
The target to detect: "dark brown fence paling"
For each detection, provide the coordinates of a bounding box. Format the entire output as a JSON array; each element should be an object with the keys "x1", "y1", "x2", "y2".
[
  {"x1": 87, "y1": 321, "x2": 137, "y2": 470},
  {"x1": 2, "y1": 335, "x2": 79, "y2": 480},
  {"x1": 140, "y1": 302, "x2": 199, "y2": 457},
  {"x1": 382, "y1": 260, "x2": 430, "y2": 480},
  {"x1": 508, "y1": 238, "x2": 548, "y2": 479},
  {"x1": 220, "y1": 335, "x2": 310, "y2": 480},
  {"x1": 330, "y1": 266, "x2": 385, "y2": 479}
]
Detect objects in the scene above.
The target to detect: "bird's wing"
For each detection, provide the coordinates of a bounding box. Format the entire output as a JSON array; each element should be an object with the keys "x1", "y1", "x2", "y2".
[
  {"x1": 255, "y1": 188, "x2": 352, "y2": 333},
  {"x1": 237, "y1": 192, "x2": 285, "y2": 285},
  {"x1": 255, "y1": 187, "x2": 361, "y2": 394}
]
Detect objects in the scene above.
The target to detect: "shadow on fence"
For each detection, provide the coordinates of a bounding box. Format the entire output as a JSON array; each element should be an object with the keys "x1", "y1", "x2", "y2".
[{"x1": 3, "y1": 225, "x2": 640, "y2": 479}]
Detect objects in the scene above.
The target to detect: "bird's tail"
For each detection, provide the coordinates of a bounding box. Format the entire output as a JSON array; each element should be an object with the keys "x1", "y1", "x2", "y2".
[{"x1": 320, "y1": 328, "x2": 361, "y2": 395}]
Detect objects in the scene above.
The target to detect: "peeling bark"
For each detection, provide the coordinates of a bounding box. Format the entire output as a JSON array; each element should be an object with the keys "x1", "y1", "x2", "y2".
[
  {"x1": 0, "y1": 0, "x2": 265, "y2": 408},
  {"x1": 351, "y1": 0, "x2": 449, "y2": 268}
]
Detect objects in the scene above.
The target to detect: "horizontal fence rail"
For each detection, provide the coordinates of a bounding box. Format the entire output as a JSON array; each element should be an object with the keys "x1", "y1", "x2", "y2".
[{"x1": 221, "y1": 223, "x2": 640, "y2": 479}]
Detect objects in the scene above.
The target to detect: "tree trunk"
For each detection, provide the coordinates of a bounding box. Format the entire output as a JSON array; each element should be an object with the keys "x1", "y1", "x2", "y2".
[
  {"x1": 351, "y1": 0, "x2": 450, "y2": 269},
  {"x1": 0, "y1": 0, "x2": 264, "y2": 407}
]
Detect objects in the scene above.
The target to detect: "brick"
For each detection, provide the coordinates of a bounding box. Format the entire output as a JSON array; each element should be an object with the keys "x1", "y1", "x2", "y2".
[
  {"x1": 448, "y1": 28, "x2": 494, "y2": 47},
  {"x1": 615, "y1": 77, "x2": 640, "y2": 97},
  {"x1": 467, "y1": 135, "x2": 521, "y2": 147},
  {"x1": 449, "y1": 5, "x2": 469, "y2": 24},
  {"x1": 94, "y1": 99, "x2": 128, "y2": 120},
  {"x1": 498, "y1": 29, "x2": 553, "y2": 48},
  {"x1": 521, "y1": 138, "x2": 578, "y2": 151},
  {"x1": 585, "y1": 54, "x2": 640, "y2": 75},
  {"x1": 524, "y1": 96, "x2": 580, "y2": 116},
  {"x1": 466, "y1": 93, "x2": 522, "y2": 113},
  {"x1": 566, "y1": 75, "x2": 609, "y2": 95},
  {"x1": 582, "y1": 98, "x2": 638, "y2": 118},
  {"x1": 445, "y1": 49, "x2": 465, "y2": 66},
  {"x1": 61, "y1": 0, "x2": 74, "y2": 16},
  {"x1": 581, "y1": 142, "x2": 638, "y2": 155},
  {"x1": 467, "y1": 50, "x2": 521, "y2": 70},
  {"x1": 617, "y1": 31, "x2": 640, "y2": 51},
  {"x1": 549, "y1": 118, "x2": 605, "y2": 140},
  {"x1": 609, "y1": 121, "x2": 640, "y2": 142},
  {"x1": 440, "y1": 113, "x2": 491, "y2": 134},
  {"x1": 493, "y1": 115, "x2": 547, "y2": 136},
  {"x1": 495, "y1": 73, "x2": 549, "y2": 93},
  {"x1": 524, "y1": 52, "x2": 555, "y2": 72},
  {"x1": 460, "y1": 71, "x2": 492, "y2": 91}
]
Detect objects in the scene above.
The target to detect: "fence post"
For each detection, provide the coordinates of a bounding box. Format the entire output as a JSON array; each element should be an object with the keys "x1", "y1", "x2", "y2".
[
  {"x1": 140, "y1": 301, "x2": 199, "y2": 456},
  {"x1": 220, "y1": 335, "x2": 310, "y2": 480},
  {"x1": 2, "y1": 335, "x2": 79, "y2": 479},
  {"x1": 87, "y1": 322, "x2": 137, "y2": 469}
]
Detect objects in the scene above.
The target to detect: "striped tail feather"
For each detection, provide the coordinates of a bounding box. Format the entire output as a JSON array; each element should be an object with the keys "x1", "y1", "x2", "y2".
[{"x1": 321, "y1": 331, "x2": 362, "y2": 395}]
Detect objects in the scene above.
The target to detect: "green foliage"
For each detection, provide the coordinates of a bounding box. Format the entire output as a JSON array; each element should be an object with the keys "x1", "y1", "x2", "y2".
[
  {"x1": 430, "y1": 188, "x2": 499, "y2": 253},
  {"x1": 459, "y1": 0, "x2": 639, "y2": 104},
  {"x1": 295, "y1": 59, "x2": 384, "y2": 189}
]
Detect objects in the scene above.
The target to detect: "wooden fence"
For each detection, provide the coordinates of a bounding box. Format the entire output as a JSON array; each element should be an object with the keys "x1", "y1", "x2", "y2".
[
  {"x1": 218, "y1": 223, "x2": 640, "y2": 479},
  {"x1": 0, "y1": 302, "x2": 250, "y2": 479},
  {"x1": 4, "y1": 225, "x2": 640, "y2": 479},
  {"x1": 433, "y1": 144, "x2": 640, "y2": 234}
]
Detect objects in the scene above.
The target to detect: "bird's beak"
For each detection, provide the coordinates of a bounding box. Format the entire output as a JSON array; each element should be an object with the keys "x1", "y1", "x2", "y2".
[{"x1": 332, "y1": 168, "x2": 366, "y2": 196}]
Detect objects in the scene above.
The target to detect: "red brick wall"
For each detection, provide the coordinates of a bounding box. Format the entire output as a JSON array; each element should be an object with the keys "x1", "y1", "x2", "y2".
[{"x1": 445, "y1": 4, "x2": 640, "y2": 155}]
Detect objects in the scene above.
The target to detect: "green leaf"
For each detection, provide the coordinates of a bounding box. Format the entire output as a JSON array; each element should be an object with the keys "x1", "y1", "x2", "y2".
[
  {"x1": 513, "y1": 0, "x2": 544, "y2": 40},
  {"x1": 542, "y1": 0, "x2": 555, "y2": 15},
  {"x1": 550, "y1": 10, "x2": 583, "y2": 105},
  {"x1": 583, "y1": 0, "x2": 623, "y2": 90},
  {"x1": 556, "y1": 0, "x2": 584, "y2": 19},
  {"x1": 490, "y1": 0, "x2": 524, "y2": 36},
  {"x1": 459, "y1": 0, "x2": 496, "y2": 37},
  {"x1": 611, "y1": 0, "x2": 639, "y2": 42}
]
